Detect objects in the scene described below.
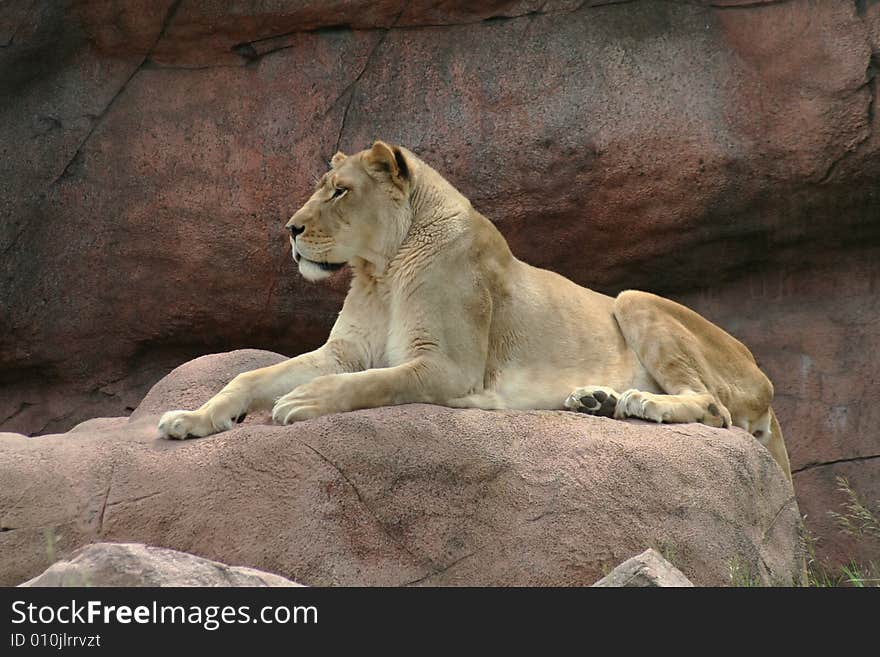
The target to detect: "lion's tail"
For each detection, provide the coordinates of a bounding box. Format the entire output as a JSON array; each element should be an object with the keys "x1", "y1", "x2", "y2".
[{"x1": 767, "y1": 407, "x2": 793, "y2": 484}]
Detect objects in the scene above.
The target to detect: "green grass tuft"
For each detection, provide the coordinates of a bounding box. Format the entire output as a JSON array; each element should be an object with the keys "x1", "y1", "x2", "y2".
[
  {"x1": 828, "y1": 476, "x2": 880, "y2": 540},
  {"x1": 729, "y1": 477, "x2": 880, "y2": 587}
]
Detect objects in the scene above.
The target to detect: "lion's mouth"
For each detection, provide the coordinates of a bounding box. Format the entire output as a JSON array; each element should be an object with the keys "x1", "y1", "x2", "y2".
[
  {"x1": 294, "y1": 249, "x2": 347, "y2": 272},
  {"x1": 308, "y1": 259, "x2": 346, "y2": 272}
]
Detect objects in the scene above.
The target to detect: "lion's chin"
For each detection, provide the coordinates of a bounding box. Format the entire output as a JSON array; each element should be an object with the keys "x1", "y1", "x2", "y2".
[{"x1": 298, "y1": 258, "x2": 344, "y2": 282}]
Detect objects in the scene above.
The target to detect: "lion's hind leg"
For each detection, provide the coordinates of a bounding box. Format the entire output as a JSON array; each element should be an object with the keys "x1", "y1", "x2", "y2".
[
  {"x1": 614, "y1": 389, "x2": 731, "y2": 428},
  {"x1": 611, "y1": 289, "x2": 771, "y2": 429},
  {"x1": 566, "y1": 291, "x2": 753, "y2": 431},
  {"x1": 565, "y1": 385, "x2": 730, "y2": 428},
  {"x1": 605, "y1": 290, "x2": 792, "y2": 481}
]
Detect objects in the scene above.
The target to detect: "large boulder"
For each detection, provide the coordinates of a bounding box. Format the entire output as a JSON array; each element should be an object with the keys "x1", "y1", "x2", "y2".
[
  {"x1": 20, "y1": 542, "x2": 302, "y2": 587},
  {"x1": 0, "y1": 351, "x2": 802, "y2": 587}
]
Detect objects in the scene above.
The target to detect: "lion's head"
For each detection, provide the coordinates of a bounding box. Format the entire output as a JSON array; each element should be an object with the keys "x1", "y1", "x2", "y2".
[{"x1": 286, "y1": 141, "x2": 413, "y2": 282}]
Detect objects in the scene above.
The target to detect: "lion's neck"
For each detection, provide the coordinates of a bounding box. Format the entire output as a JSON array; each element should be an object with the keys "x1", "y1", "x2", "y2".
[
  {"x1": 408, "y1": 158, "x2": 472, "y2": 228},
  {"x1": 350, "y1": 155, "x2": 473, "y2": 286}
]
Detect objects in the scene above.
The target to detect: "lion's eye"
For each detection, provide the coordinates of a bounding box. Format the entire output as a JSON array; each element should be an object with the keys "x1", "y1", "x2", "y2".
[{"x1": 331, "y1": 187, "x2": 348, "y2": 200}]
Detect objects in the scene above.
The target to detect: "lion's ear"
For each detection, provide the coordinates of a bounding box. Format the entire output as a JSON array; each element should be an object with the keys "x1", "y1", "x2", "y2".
[
  {"x1": 364, "y1": 140, "x2": 409, "y2": 187},
  {"x1": 330, "y1": 151, "x2": 347, "y2": 168}
]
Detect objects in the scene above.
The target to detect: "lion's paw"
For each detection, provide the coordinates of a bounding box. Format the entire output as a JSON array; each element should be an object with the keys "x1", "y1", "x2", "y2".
[
  {"x1": 615, "y1": 389, "x2": 732, "y2": 428},
  {"x1": 272, "y1": 377, "x2": 334, "y2": 424},
  {"x1": 157, "y1": 400, "x2": 248, "y2": 440},
  {"x1": 616, "y1": 389, "x2": 660, "y2": 422},
  {"x1": 699, "y1": 401, "x2": 731, "y2": 429},
  {"x1": 157, "y1": 410, "x2": 219, "y2": 440},
  {"x1": 564, "y1": 386, "x2": 620, "y2": 417},
  {"x1": 271, "y1": 375, "x2": 356, "y2": 424},
  {"x1": 271, "y1": 396, "x2": 324, "y2": 424}
]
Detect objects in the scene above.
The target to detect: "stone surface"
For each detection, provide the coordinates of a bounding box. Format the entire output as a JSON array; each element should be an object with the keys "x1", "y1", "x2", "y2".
[
  {"x1": 592, "y1": 548, "x2": 694, "y2": 587},
  {"x1": 0, "y1": 351, "x2": 802, "y2": 587},
  {"x1": 1, "y1": 0, "x2": 877, "y2": 568},
  {"x1": 20, "y1": 542, "x2": 302, "y2": 587}
]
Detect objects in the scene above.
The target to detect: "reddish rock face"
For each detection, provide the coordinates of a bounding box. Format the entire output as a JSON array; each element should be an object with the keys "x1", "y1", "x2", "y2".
[
  {"x1": 678, "y1": 246, "x2": 880, "y2": 571},
  {"x1": 0, "y1": 351, "x2": 802, "y2": 587},
  {"x1": 1, "y1": 1, "x2": 878, "y2": 567}
]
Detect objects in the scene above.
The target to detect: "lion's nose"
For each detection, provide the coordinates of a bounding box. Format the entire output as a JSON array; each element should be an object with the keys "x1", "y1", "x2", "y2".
[{"x1": 288, "y1": 224, "x2": 305, "y2": 238}]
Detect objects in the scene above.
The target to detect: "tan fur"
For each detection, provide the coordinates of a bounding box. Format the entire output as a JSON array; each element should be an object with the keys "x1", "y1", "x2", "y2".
[{"x1": 158, "y1": 141, "x2": 793, "y2": 482}]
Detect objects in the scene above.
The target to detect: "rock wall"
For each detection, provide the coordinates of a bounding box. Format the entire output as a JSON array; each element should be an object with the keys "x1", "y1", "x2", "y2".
[
  {"x1": 2, "y1": 0, "x2": 878, "y2": 567},
  {"x1": 679, "y1": 248, "x2": 880, "y2": 570}
]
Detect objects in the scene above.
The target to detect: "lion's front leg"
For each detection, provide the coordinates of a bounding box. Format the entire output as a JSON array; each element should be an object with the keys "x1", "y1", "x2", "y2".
[
  {"x1": 158, "y1": 341, "x2": 362, "y2": 440},
  {"x1": 564, "y1": 385, "x2": 732, "y2": 428},
  {"x1": 272, "y1": 357, "x2": 471, "y2": 424}
]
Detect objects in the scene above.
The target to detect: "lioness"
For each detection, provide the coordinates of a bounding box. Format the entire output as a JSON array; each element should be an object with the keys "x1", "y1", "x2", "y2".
[{"x1": 158, "y1": 141, "x2": 792, "y2": 481}]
